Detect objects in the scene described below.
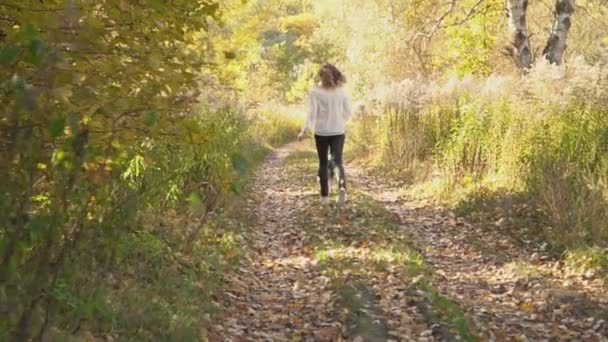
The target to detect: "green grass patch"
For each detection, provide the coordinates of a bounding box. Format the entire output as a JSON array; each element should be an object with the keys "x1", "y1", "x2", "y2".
[
  {"x1": 423, "y1": 283, "x2": 477, "y2": 342},
  {"x1": 336, "y1": 282, "x2": 388, "y2": 341},
  {"x1": 564, "y1": 246, "x2": 608, "y2": 276}
]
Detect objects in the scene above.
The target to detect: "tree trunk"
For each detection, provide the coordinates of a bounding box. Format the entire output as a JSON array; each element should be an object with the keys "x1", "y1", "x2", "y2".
[
  {"x1": 543, "y1": 0, "x2": 575, "y2": 64},
  {"x1": 506, "y1": 0, "x2": 533, "y2": 71}
]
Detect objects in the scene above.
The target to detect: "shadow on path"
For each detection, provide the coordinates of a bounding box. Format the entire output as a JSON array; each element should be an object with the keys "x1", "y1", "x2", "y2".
[{"x1": 349, "y1": 166, "x2": 608, "y2": 341}]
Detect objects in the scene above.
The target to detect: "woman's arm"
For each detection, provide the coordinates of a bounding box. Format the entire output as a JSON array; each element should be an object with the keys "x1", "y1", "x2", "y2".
[{"x1": 300, "y1": 91, "x2": 316, "y2": 136}]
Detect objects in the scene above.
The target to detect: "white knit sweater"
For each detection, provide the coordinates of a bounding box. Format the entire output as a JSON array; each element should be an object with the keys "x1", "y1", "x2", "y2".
[{"x1": 302, "y1": 86, "x2": 352, "y2": 136}]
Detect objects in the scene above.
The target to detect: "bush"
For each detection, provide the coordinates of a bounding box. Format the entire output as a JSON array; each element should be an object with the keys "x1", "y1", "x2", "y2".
[
  {"x1": 377, "y1": 105, "x2": 436, "y2": 170},
  {"x1": 0, "y1": 4, "x2": 257, "y2": 339},
  {"x1": 247, "y1": 105, "x2": 304, "y2": 147},
  {"x1": 0, "y1": 104, "x2": 260, "y2": 340},
  {"x1": 526, "y1": 107, "x2": 608, "y2": 245}
]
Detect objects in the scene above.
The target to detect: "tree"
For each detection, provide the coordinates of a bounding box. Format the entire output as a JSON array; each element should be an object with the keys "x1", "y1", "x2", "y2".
[
  {"x1": 506, "y1": 0, "x2": 533, "y2": 70},
  {"x1": 543, "y1": 0, "x2": 575, "y2": 64},
  {"x1": 0, "y1": 1, "x2": 230, "y2": 339},
  {"x1": 506, "y1": 0, "x2": 575, "y2": 72}
]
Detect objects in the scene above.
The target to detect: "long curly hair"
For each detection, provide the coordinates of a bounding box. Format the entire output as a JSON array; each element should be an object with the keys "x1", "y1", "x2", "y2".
[{"x1": 318, "y1": 63, "x2": 346, "y2": 89}]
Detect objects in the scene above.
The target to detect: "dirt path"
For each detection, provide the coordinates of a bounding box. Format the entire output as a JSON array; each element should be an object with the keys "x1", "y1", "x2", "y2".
[
  {"x1": 212, "y1": 142, "x2": 607, "y2": 341},
  {"x1": 212, "y1": 143, "x2": 443, "y2": 341},
  {"x1": 211, "y1": 143, "x2": 342, "y2": 341},
  {"x1": 349, "y1": 166, "x2": 608, "y2": 341}
]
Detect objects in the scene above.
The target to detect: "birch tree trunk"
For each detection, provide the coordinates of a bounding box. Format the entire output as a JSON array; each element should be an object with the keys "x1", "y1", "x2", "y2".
[
  {"x1": 506, "y1": 0, "x2": 533, "y2": 71},
  {"x1": 543, "y1": 0, "x2": 575, "y2": 64}
]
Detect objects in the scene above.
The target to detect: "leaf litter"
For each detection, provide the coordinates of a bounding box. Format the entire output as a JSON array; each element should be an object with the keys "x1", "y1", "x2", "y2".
[
  {"x1": 348, "y1": 166, "x2": 608, "y2": 341},
  {"x1": 213, "y1": 142, "x2": 608, "y2": 341},
  {"x1": 213, "y1": 143, "x2": 449, "y2": 341}
]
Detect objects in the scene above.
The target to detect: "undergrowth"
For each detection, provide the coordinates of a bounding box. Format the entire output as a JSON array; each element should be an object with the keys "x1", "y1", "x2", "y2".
[
  {"x1": 349, "y1": 62, "x2": 608, "y2": 265},
  {"x1": 1, "y1": 103, "x2": 297, "y2": 340}
]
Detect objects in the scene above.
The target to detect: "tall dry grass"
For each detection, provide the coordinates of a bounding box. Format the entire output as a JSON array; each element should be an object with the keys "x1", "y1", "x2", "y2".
[
  {"x1": 247, "y1": 103, "x2": 305, "y2": 147},
  {"x1": 351, "y1": 57, "x2": 608, "y2": 248}
]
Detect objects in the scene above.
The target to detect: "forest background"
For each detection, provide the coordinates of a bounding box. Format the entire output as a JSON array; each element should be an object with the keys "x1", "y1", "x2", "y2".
[{"x1": 1, "y1": 0, "x2": 606, "y2": 339}]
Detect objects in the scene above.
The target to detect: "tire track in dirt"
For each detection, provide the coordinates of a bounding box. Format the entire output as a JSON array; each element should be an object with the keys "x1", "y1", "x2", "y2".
[{"x1": 211, "y1": 143, "x2": 343, "y2": 341}]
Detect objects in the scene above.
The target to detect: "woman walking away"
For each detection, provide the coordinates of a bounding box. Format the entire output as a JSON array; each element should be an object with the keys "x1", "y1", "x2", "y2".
[{"x1": 297, "y1": 64, "x2": 352, "y2": 206}]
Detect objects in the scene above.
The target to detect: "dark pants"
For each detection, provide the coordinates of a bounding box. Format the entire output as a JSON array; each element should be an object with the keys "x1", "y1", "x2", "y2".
[{"x1": 314, "y1": 134, "x2": 346, "y2": 197}]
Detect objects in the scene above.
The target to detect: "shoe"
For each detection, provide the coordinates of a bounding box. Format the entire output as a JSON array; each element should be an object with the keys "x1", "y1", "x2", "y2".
[
  {"x1": 338, "y1": 187, "x2": 347, "y2": 206},
  {"x1": 321, "y1": 196, "x2": 329, "y2": 205}
]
